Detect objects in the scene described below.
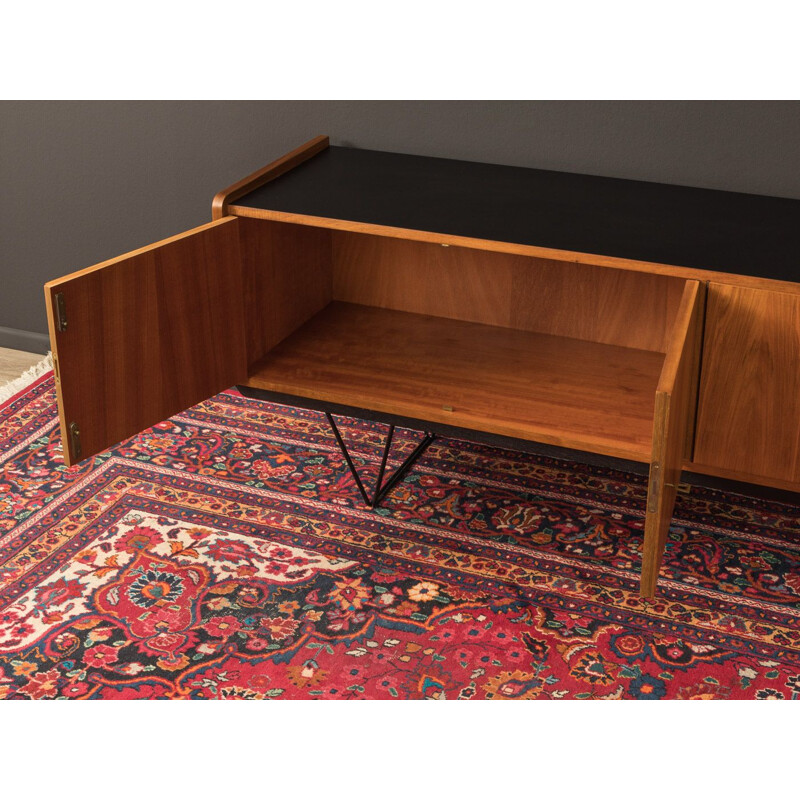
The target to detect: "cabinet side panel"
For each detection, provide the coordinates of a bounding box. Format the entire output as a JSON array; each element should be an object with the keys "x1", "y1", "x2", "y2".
[
  {"x1": 44, "y1": 218, "x2": 246, "y2": 465},
  {"x1": 693, "y1": 283, "x2": 800, "y2": 484},
  {"x1": 239, "y1": 217, "x2": 333, "y2": 365}
]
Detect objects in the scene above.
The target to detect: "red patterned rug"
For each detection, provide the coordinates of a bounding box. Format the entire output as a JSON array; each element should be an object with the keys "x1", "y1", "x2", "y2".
[{"x1": 1, "y1": 371, "x2": 799, "y2": 699}]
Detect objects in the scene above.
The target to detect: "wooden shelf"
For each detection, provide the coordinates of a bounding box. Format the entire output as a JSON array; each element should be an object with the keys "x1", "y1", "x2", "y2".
[{"x1": 246, "y1": 302, "x2": 664, "y2": 462}]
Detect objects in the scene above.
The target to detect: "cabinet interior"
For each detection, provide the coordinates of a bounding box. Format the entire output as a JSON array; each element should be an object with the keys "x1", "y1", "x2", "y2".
[{"x1": 240, "y1": 218, "x2": 690, "y2": 462}]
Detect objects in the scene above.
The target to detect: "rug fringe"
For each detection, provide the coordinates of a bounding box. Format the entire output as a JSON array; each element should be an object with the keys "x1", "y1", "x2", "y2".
[{"x1": 0, "y1": 352, "x2": 53, "y2": 408}]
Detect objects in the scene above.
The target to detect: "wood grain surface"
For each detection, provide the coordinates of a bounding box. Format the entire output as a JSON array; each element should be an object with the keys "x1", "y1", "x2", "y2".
[
  {"x1": 238, "y1": 217, "x2": 332, "y2": 366},
  {"x1": 245, "y1": 301, "x2": 666, "y2": 462},
  {"x1": 693, "y1": 283, "x2": 800, "y2": 483},
  {"x1": 44, "y1": 217, "x2": 246, "y2": 465},
  {"x1": 213, "y1": 136, "x2": 329, "y2": 221},
  {"x1": 0, "y1": 348, "x2": 42, "y2": 385},
  {"x1": 641, "y1": 281, "x2": 705, "y2": 597},
  {"x1": 332, "y1": 233, "x2": 686, "y2": 352}
]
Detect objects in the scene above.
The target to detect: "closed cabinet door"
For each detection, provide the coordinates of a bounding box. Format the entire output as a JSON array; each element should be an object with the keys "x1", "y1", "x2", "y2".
[
  {"x1": 44, "y1": 217, "x2": 247, "y2": 466},
  {"x1": 693, "y1": 283, "x2": 800, "y2": 485}
]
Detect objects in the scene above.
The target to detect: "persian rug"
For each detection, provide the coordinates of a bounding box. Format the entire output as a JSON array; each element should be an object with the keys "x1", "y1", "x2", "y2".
[{"x1": 1, "y1": 371, "x2": 799, "y2": 700}]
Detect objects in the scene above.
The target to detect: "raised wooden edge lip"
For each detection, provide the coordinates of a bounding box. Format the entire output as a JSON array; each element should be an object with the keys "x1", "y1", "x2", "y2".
[{"x1": 212, "y1": 135, "x2": 330, "y2": 221}]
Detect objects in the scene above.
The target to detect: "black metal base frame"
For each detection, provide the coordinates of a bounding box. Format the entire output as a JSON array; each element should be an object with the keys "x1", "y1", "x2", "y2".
[
  {"x1": 237, "y1": 386, "x2": 800, "y2": 508},
  {"x1": 325, "y1": 412, "x2": 436, "y2": 508}
]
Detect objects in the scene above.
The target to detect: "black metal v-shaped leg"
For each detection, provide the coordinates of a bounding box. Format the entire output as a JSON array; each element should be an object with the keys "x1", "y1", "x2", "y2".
[{"x1": 325, "y1": 412, "x2": 436, "y2": 507}]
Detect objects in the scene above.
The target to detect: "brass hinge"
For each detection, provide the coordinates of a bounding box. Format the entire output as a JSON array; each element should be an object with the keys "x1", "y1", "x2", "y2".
[
  {"x1": 648, "y1": 462, "x2": 691, "y2": 514},
  {"x1": 54, "y1": 292, "x2": 68, "y2": 332},
  {"x1": 69, "y1": 421, "x2": 81, "y2": 461}
]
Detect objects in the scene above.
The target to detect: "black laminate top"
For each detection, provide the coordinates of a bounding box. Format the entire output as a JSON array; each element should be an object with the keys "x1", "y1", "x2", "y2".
[{"x1": 234, "y1": 146, "x2": 800, "y2": 282}]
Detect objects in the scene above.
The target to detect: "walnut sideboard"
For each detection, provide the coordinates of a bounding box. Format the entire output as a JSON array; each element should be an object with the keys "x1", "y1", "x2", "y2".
[{"x1": 43, "y1": 136, "x2": 800, "y2": 597}]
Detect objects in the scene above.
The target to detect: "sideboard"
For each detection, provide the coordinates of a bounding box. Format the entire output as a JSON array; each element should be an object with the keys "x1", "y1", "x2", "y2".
[{"x1": 43, "y1": 136, "x2": 800, "y2": 597}]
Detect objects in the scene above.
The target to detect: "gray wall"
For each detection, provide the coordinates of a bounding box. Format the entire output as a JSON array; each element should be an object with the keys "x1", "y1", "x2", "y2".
[{"x1": 2, "y1": 100, "x2": 800, "y2": 352}]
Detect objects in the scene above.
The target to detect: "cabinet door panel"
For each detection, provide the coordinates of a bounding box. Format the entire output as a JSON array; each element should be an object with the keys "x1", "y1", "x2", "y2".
[
  {"x1": 642, "y1": 280, "x2": 705, "y2": 597},
  {"x1": 44, "y1": 217, "x2": 246, "y2": 466},
  {"x1": 693, "y1": 284, "x2": 800, "y2": 483}
]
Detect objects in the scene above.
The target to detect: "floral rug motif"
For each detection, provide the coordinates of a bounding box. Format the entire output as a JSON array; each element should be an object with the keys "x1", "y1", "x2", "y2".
[{"x1": 1, "y1": 373, "x2": 799, "y2": 699}]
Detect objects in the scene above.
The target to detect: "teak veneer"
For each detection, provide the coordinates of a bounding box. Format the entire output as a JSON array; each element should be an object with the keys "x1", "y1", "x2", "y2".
[
  {"x1": 44, "y1": 136, "x2": 800, "y2": 598},
  {"x1": 247, "y1": 301, "x2": 667, "y2": 462}
]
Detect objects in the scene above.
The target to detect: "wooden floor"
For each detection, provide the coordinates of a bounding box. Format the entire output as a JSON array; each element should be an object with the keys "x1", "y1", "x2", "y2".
[
  {"x1": 247, "y1": 302, "x2": 664, "y2": 462},
  {"x1": 0, "y1": 347, "x2": 42, "y2": 384}
]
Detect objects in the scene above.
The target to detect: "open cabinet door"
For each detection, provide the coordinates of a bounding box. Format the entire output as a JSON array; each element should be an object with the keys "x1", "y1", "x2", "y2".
[
  {"x1": 641, "y1": 280, "x2": 706, "y2": 597},
  {"x1": 44, "y1": 217, "x2": 246, "y2": 466}
]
